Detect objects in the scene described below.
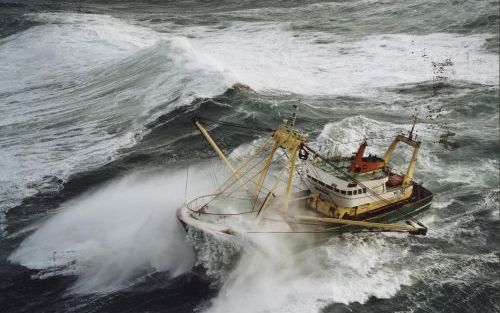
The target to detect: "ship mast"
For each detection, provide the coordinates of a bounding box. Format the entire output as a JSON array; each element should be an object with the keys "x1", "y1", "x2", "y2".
[{"x1": 383, "y1": 112, "x2": 421, "y2": 185}]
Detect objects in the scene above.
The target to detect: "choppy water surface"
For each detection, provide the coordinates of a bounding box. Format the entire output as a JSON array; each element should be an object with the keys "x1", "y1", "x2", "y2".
[{"x1": 0, "y1": 1, "x2": 498, "y2": 312}]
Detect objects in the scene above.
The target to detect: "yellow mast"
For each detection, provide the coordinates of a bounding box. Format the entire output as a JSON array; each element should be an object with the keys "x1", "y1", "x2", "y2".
[
  {"x1": 253, "y1": 104, "x2": 305, "y2": 211},
  {"x1": 383, "y1": 114, "x2": 421, "y2": 184},
  {"x1": 254, "y1": 142, "x2": 279, "y2": 199},
  {"x1": 193, "y1": 114, "x2": 306, "y2": 211},
  {"x1": 272, "y1": 125, "x2": 305, "y2": 211}
]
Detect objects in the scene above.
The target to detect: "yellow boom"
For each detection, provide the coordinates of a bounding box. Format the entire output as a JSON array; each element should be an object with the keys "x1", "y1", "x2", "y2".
[
  {"x1": 296, "y1": 215, "x2": 427, "y2": 235},
  {"x1": 193, "y1": 117, "x2": 236, "y2": 174}
]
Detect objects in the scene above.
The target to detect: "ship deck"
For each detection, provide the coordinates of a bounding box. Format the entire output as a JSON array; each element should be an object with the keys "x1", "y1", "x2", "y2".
[{"x1": 178, "y1": 182, "x2": 433, "y2": 237}]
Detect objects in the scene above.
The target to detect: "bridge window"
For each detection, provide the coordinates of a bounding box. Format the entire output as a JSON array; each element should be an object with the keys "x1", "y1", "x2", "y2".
[
  {"x1": 363, "y1": 188, "x2": 367, "y2": 193},
  {"x1": 347, "y1": 191, "x2": 352, "y2": 195},
  {"x1": 334, "y1": 188, "x2": 340, "y2": 193},
  {"x1": 353, "y1": 190, "x2": 357, "y2": 195},
  {"x1": 341, "y1": 190, "x2": 346, "y2": 195}
]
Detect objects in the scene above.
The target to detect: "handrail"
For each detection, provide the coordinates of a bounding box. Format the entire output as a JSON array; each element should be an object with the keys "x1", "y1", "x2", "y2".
[{"x1": 186, "y1": 193, "x2": 256, "y2": 216}]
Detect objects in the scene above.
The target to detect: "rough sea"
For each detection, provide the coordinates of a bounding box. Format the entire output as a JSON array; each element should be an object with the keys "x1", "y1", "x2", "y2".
[{"x1": 0, "y1": 1, "x2": 499, "y2": 312}]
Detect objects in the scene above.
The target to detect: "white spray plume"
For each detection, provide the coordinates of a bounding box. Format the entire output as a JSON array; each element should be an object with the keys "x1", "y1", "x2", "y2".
[{"x1": 8, "y1": 166, "x2": 217, "y2": 294}]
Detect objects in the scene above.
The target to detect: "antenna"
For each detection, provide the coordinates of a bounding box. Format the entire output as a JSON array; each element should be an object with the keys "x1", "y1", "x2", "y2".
[
  {"x1": 408, "y1": 111, "x2": 419, "y2": 140},
  {"x1": 289, "y1": 103, "x2": 299, "y2": 127}
]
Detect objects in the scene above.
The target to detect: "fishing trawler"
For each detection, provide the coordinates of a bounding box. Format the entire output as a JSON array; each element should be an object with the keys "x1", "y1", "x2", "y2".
[{"x1": 177, "y1": 109, "x2": 432, "y2": 239}]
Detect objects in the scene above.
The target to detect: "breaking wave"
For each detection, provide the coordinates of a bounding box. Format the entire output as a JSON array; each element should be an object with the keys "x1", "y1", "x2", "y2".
[
  {"x1": 186, "y1": 23, "x2": 498, "y2": 96},
  {"x1": 0, "y1": 13, "x2": 232, "y2": 230}
]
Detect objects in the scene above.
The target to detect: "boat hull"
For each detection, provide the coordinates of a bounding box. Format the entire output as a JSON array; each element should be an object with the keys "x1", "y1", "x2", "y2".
[
  {"x1": 289, "y1": 182, "x2": 433, "y2": 234},
  {"x1": 176, "y1": 182, "x2": 433, "y2": 239},
  {"x1": 359, "y1": 182, "x2": 433, "y2": 224}
]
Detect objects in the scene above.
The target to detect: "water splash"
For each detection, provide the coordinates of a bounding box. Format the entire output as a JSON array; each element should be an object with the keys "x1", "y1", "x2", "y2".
[{"x1": 8, "y1": 168, "x2": 211, "y2": 294}]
